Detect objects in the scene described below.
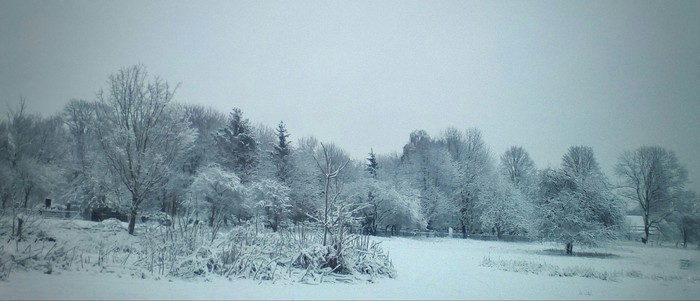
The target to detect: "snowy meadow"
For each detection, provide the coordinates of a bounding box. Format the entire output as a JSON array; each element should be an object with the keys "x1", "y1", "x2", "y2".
[
  {"x1": 4, "y1": 0, "x2": 700, "y2": 299},
  {"x1": 1, "y1": 216, "x2": 699, "y2": 300}
]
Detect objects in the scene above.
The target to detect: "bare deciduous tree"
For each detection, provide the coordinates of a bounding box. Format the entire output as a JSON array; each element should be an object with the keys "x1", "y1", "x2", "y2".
[
  {"x1": 95, "y1": 65, "x2": 196, "y2": 235},
  {"x1": 615, "y1": 146, "x2": 688, "y2": 244},
  {"x1": 562, "y1": 145, "x2": 599, "y2": 177},
  {"x1": 500, "y1": 145, "x2": 536, "y2": 189},
  {"x1": 312, "y1": 142, "x2": 350, "y2": 246}
]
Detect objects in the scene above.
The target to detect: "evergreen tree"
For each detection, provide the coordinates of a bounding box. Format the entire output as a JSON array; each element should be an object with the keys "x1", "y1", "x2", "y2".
[
  {"x1": 214, "y1": 108, "x2": 257, "y2": 183},
  {"x1": 272, "y1": 121, "x2": 292, "y2": 183},
  {"x1": 367, "y1": 148, "x2": 378, "y2": 178}
]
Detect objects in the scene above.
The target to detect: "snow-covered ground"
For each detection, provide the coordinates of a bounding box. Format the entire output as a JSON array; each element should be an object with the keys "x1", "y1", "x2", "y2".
[{"x1": 2, "y1": 218, "x2": 699, "y2": 300}]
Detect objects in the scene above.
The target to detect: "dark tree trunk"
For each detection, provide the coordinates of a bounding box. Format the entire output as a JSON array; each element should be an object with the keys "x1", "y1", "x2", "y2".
[
  {"x1": 1, "y1": 191, "x2": 9, "y2": 210},
  {"x1": 128, "y1": 195, "x2": 140, "y2": 235},
  {"x1": 16, "y1": 217, "x2": 24, "y2": 240},
  {"x1": 128, "y1": 211, "x2": 137, "y2": 235},
  {"x1": 642, "y1": 213, "x2": 650, "y2": 244},
  {"x1": 23, "y1": 186, "x2": 32, "y2": 209},
  {"x1": 643, "y1": 224, "x2": 650, "y2": 244},
  {"x1": 566, "y1": 242, "x2": 573, "y2": 255},
  {"x1": 209, "y1": 204, "x2": 218, "y2": 228},
  {"x1": 170, "y1": 196, "x2": 178, "y2": 217}
]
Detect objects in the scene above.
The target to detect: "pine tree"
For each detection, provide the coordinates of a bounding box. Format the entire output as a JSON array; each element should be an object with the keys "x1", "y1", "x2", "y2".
[
  {"x1": 213, "y1": 108, "x2": 257, "y2": 183},
  {"x1": 272, "y1": 121, "x2": 292, "y2": 183},
  {"x1": 367, "y1": 148, "x2": 378, "y2": 178}
]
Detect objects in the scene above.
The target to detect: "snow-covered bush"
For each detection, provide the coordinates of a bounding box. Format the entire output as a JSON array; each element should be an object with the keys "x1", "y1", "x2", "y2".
[
  {"x1": 133, "y1": 216, "x2": 395, "y2": 283},
  {"x1": 248, "y1": 179, "x2": 292, "y2": 232},
  {"x1": 0, "y1": 217, "x2": 86, "y2": 279},
  {"x1": 480, "y1": 256, "x2": 622, "y2": 281}
]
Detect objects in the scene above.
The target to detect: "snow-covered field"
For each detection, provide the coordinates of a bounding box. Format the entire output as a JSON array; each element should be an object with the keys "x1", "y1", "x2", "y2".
[{"x1": 2, "y1": 218, "x2": 700, "y2": 300}]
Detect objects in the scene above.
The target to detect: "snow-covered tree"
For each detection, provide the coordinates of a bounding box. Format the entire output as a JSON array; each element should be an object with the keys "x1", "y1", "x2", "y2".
[
  {"x1": 249, "y1": 123, "x2": 276, "y2": 181},
  {"x1": 249, "y1": 179, "x2": 291, "y2": 232},
  {"x1": 615, "y1": 146, "x2": 688, "y2": 244},
  {"x1": 366, "y1": 149, "x2": 378, "y2": 178},
  {"x1": 562, "y1": 145, "x2": 600, "y2": 177},
  {"x1": 2, "y1": 100, "x2": 68, "y2": 209},
  {"x1": 155, "y1": 103, "x2": 225, "y2": 218},
  {"x1": 346, "y1": 178, "x2": 425, "y2": 235},
  {"x1": 4, "y1": 100, "x2": 42, "y2": 209},
  {"x1": 312, "y1": 142, "x2": 352, "y2": 246},
  {"x1": 478, "y1": 173, "x2": 533, "y2": 239},
  {"x1": 62, "y1": 99, "x2": 118, "y2": 218},
  {"x1": 189, "y1": 164, "x2": 246, "y2": 227},
  {"x1": 400, "y1": 130, "x2": 459, "y2": 230},
  {"x1": 63, "y1": 99, "x2": 95, "y2": 206},
  {"x1": 442, "y1": 127, "x2": 495, "y2": 235},
  {"x1": 271, "y1": 121, "x2": 293, "y2": 184},
  {"x1": 288, "y1": 136, "x2": 324, "y2": 224},
  {"x1": 214, "y1": 108, "x2": 257, "y2": 183},
  {"x1": 499, "y1": 145, "x2": 536, "y2": 193},
  {"x1": 0, "y1": 119, "x2": 13, "y2": 209},
  {"x1": 666, "y1": 190, "x2": 699, "y2": 248},
  {"x1": 536, "y1": 147, "x2": 623, "y2": 253},
  {"x1": 95, "y1": 65, "x2": 196, "y2": 235},
  {"x1": 355, "y1": 148, "x2": 380, "y2": 234},
  {"x1": 181, "y1": 104, "x2": 226, "y2": 175}
]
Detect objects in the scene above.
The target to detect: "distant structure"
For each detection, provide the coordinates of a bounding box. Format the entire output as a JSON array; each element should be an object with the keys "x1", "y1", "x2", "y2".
[{"x1": 625, "y1": 215, "x2": 660, "y2": 243}]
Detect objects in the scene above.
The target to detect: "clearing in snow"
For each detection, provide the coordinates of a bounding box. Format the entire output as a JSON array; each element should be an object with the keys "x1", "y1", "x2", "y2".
[{"x1": 1, "y1": 217, "x2": 699, "y2": 300}]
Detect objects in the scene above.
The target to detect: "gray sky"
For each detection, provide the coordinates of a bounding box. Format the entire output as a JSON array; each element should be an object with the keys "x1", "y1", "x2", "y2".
[{"x1": 2, "y1": 0, "x2": 699, "y2": 191}]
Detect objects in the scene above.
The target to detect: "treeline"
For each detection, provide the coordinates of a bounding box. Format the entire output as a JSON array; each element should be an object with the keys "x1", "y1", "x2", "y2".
[{"x1": 1, "y1": 65, "x2": 698, "y2": 248}]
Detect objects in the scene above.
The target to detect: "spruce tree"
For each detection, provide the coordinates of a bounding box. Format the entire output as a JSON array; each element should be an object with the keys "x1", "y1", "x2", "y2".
[
  {"x1": 213, "y1": 108, "x2": 257, "y2": 183},
  {"x1": 367, "y1": 148, "x2": 378, "y2": 178},
  {"x1": 272, "y1": 121, "x2": 292, "y2": 183}
]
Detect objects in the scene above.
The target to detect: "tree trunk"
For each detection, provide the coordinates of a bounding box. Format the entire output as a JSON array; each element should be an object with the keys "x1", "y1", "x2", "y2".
[
  {"x1": 323, "y1": 176, "x2": 330, "y2": 246},
  {"x1": 271, "y1": 220, "x2": 278, "y2": 232},
  {"x1": 209, "y1": 204, "x2": 216, "y2": 228},
  {"x1": 642, "y1": 212, "x2": 650, "y2": 244},
  {"x1": 16, "y1": 217, "x2": 24, "y2": 240},
  {"x1": 128, "y1": 211, "x2": 137, "y2": 235},
  {"x1": 23, "y1": 186, "x2": 32, "y2": 209},
  {"x1": 128, "y1": 195, "x2": 141, "y2": 235},
  {"x1": 643, "y1": 224, "x2": 650, "y2": 244},
  {"x1": 566, "y1": 242, "x2": 573, "y2": 255},
  {"x1": 170, "y1": 196, "x2": 178, "y2": 217}
]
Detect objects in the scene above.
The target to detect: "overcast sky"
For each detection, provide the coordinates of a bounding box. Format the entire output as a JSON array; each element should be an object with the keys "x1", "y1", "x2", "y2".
[{"x1": 1, "y1": 0, "x2": 699, "y2": 191}]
